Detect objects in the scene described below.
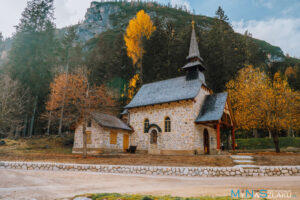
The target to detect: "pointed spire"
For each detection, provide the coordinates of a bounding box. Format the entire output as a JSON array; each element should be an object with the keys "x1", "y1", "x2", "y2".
[
  {"x1": 186, "y1": 20, "x2": 202, "y2": 61},
  {"x1": 182, "y1": 20, "x2": 206, "y2": 72}
]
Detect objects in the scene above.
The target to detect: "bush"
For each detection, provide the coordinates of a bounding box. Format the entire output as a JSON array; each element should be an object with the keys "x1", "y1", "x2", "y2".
[{"x1": 236, "y1": 137, "x2": 300, "y2": 150}]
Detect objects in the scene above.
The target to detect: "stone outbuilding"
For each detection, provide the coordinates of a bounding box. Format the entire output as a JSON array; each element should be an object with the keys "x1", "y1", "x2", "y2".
[{"x1": 72, "y1": 112, "x2": 132, "y2": 154}]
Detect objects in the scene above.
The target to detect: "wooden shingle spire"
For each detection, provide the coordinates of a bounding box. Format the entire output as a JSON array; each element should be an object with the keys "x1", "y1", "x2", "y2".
[{"x1": 182, "y1": 20, "x2": 206, "y2": 72}]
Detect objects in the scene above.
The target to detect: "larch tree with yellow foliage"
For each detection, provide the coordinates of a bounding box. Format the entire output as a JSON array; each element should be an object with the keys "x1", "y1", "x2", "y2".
[
  {"x1": 124, "y1": 10, "x2": 156, "y2": 100},
  {"x1": 226, "y1": 65, "x2": 300, "y2": 153}
]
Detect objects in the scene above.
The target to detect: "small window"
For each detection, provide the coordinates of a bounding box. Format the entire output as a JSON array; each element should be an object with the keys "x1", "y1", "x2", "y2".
[
  {"x1": 86, "y1": 131, "x2": 92, "y2": 144},
  {"x1": 110, "y1": 131, "x2": 117, "y2": 144},
  {"x1": 164, "y1": 117, "x2": 171, "y2": 132},
  {"x1": 144, "y1": 119, "x2": 149, "y2": 133},
  {"x1": 87, "y1": 119, "x2": 92, "y2": 127}
]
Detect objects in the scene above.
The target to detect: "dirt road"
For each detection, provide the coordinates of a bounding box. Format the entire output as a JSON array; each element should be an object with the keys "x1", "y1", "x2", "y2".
[{"x1": 0, "y1": 169, "x2": 300, "y2": 200}]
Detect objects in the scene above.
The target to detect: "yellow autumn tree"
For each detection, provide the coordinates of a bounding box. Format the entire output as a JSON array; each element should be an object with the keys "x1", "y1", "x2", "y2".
[
  {"x1": 124, "y1": 10, "x2": 156, "y2": 66},
  {"x1": 226, "y1": 66, "x2": 268, "y2": 130},
  {"x1": 226, "y1": 65, "x2": 300, "y2": 152},
  {"x1": 124, "y1": 10, "x2": 156, "y2": 100}
]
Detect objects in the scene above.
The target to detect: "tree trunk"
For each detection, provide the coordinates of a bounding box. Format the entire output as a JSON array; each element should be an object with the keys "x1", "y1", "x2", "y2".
[
  {"x1": 288, "y1": 127, "x2": 294, "y2": 137},
  {"x1": 58, "y1": 100, "x2": 65, "y2": 136},
  {"x1": 272, "y1": 130, "x2": 280, "y2": 153},
  {"x1": 15, "y1": 126, "x2": 20, "y2": 139},
  {"x1": 58, "y1": 63, "x2": 69, "y2": 137},
  {"x1": 23, "y1": 114, "x2": 28, "y2": 137},
  {"x1": 253, "y1": 128, "x2": 258, "y2": 138},
  {"x1": 268, "y1": 129, "x2": 272, "y2": 138},
  {"x1": 46, "y1": 110, "x2": 52, "y2": 136},
  {"x1": 82, "y1": 116, "x2": 87, "y2": 158},
  {"x1": 29, "y1": 96, "x2": 38, "y2": 138}
]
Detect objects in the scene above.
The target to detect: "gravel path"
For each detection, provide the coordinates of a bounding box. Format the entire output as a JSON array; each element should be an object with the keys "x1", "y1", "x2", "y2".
[{"x1": 0, "y1": 169, "x2": 300, "y2": 200}]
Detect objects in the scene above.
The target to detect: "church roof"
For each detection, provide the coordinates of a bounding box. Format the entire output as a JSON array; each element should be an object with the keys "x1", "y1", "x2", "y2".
[
  {"x1": 124, "y1": 76, "x2": 202, "y2": 109},
  {"x1": 195, "y1": 92, "x2": 228, "y2": 123},
  {"x1": 91, "y1": 112, "x2": 132, "y2": 131}
]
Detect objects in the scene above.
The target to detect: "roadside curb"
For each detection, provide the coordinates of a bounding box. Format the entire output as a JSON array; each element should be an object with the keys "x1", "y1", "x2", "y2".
[{"x1": 1, "y1": 161, "x2": 300, "y2": 177}]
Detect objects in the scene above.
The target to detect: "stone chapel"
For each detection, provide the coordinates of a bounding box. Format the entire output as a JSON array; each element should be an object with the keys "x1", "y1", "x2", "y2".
[{"x1": 72, "y1": 22, "x2": 235, "y2": 155}]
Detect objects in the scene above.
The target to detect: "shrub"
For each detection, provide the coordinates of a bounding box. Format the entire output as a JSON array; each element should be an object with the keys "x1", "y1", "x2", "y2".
[{"x1": 236, "y1": 137, "x2": 300, "y2": 150}]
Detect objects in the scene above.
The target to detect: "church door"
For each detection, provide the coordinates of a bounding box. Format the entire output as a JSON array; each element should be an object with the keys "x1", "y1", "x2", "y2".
[
  {"x1": 203, "y1": 129, "x2": 210, "y2": 154},
  {"x1": 148, "y1": 128, "x2": 160, "y2": 154},
  {"x1": 123, "y1": 134, "x2": 129, "y2": 152},
  {"x1": 150, "y1": 130, "x2": 157, "y2": 144}
]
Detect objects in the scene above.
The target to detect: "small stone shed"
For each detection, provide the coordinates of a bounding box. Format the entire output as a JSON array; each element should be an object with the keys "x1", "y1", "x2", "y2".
[{"x1": 72, "y1": 112, "x2": 132, "y2": 154}]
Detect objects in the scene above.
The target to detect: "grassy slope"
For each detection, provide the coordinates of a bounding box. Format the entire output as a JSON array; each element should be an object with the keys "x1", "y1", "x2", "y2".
[{"x1": 0, "y1": 135, "x2": 73, "y2": 155}]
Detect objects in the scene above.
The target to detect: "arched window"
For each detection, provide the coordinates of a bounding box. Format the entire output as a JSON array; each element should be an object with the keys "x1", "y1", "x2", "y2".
[
  {"x1": 144, "y1": 119, "x2": 149, "y2": 133},
  {"x1": 164, "y1": 117, "x2": 171, "y2": 132}
]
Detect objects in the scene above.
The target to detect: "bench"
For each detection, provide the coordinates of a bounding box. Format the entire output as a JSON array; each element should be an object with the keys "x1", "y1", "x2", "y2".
[{"x1": 126, "y1": 146, "x2": 137, "y2": 154}]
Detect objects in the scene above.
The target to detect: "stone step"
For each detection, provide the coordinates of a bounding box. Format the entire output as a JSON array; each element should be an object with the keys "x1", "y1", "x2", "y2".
[
  {"x1": 231, "y1": 155, "x2": 254, "y2": 160},
  {"x1": 233, "y1": 160, "x2": 255, "y2": 164},
  {"x1": 234, "y1": 164, "x2": 259, "y2": 168}
]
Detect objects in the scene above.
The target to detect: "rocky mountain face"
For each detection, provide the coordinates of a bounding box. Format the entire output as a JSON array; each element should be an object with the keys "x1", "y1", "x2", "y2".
[{"x1": 76, "y1": 2, "x2": 121, "y2": 42}]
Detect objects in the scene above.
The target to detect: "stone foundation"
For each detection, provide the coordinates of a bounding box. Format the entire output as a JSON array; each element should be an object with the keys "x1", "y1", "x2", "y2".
[{"x1": 1, "y1": 161, "x2": 300, "y2": 177}]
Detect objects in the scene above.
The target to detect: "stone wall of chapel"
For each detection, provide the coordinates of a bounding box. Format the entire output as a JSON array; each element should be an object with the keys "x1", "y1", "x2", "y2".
[
  {"x1": 192, "y1": 87, "x2": 211, "y2": 150},
  {"x1": 128, "y1": 87, "x2": 218, "y2": 153},
  {"x1": 194, "y1": 125, "x2": 217, "y2": 153},
  {"x1": 129, "y1": 100, "x2": 195, "y2": 151}
]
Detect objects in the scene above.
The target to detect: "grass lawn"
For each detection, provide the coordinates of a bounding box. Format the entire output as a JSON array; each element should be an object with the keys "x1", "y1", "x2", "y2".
[
  {"x1": 1, "y1": 136, "x2": 300, "y2": 166},
  {"x1": 74, "y1": 193, "x2": 233, "y2": 200}
]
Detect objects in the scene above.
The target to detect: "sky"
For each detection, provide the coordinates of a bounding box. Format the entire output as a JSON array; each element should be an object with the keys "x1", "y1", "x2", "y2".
[{"x1": 0, "y1": 0, "x2": 299, "y2": 57}]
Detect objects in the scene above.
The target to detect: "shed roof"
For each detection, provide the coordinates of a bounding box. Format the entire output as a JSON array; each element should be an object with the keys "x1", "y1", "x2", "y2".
[
  {"x1": 195, "y1": 92, "x2": 228, "y2": 123},
  {"x1": 124, "y1": 76, "x2": 202, "y2": 109},
  {"x1": 91, "y1": 112, "x2": 132, "y2": 131}
]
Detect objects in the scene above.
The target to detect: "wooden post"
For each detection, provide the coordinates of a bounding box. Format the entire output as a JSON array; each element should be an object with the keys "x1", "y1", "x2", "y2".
[
  {"x1": 216, "y1": 122, "x2": 220, "y2": 150},
  {"x1": 232, "y1": 126, "x2": 235, "y2": 151}
]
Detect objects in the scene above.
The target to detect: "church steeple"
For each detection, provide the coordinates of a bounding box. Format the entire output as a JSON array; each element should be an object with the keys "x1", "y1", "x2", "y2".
[
  {"x1": 186, "y1": 21, "x2": 201, "y2": 61},
  {"x1": 182, "y1": 20, "x2": 206, "y2": 82}
]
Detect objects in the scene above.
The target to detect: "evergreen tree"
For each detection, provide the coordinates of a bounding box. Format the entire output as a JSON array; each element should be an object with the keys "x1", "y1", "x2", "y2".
[
  {"x1": 202, "y1": 6, "x2": 244, "y2": 92},
  {"x1": 0, "y1": 32, "x2": 3, "y2": 45},
  {"x1": 143, "y1": 17, "x2": 188, "y2": 83},
  {"x1": 9, "y1": 0, "x2": 57, "y2": 136}
]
